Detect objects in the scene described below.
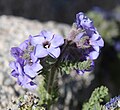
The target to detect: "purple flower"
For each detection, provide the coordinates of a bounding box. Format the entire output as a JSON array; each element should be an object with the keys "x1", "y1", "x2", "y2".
[
  {"x1": 74, "y1": 29, "x2": 104, "y2": 60},
  {"x1": 76, "y1": 12, "x2": 95, "y2": 30},
  {"x1": 9, "y1": 60, "x2": 37, "y2": 89},
  {"x1": 31, "y1": 30, "x2": 64, "y2": 58},
  {"x1": 10, "y1": 36, "x2": 43, "y2": 89}
]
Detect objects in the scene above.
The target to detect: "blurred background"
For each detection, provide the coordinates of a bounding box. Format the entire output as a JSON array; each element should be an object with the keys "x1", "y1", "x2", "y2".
[
  {"x1": 0, "y1": 0, "x2": 120, "y2": 109},
  {"x1": 0, "y1": 0, "x2": 120, "y2": 24}
]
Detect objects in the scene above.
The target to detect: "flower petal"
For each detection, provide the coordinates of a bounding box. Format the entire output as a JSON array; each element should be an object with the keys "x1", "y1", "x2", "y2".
[
  {"x1": 40, "y1": 30, "x2": 53, "y2": 41},
  {"x1": 23, "y1": 81, "x2": 37, "y2": 90},
  {"x1": 11, "y1": 47, "x2": 23, "y2": 59},
  {"x1": 89, "y1": 51, "x2": 99, "y2": 60},
  {"x1": 76, "y1": 12, "x2": 84, "y2": 21},
  {"x1": 30, "y1": 52, "x2": 38, "y2": 63},
  {"x1": 16, "y1": 62, "x2": 23, "y2": 75},
  {"x1": 18, "y1": 74, "x2": 31, "y2": 86},
  {"x1": 31, "y1": 35, "x2": 45, "y2": 46},
  {"x1": 19, "y1": 40, "x2": 29, "y2": 50},
  {"x1": 11, "y1": 70, "x2": 19, "y2": 77},
  {"x1": 96, "y1": 38, "x2": 104, "y2": 47},
  {"x1": 31, "y1": 61, "x2": 43, "y2": 72},
  {"x1": 9, "y1": 61, "x2": 16, "y2": 70},
  {"x1": 34, "y1": 45, "x2": 48, "y2": 58},
  {"x1": 24, "y1": 62, "x2": 42, "y2": 78},
  {"x1": 92, "y1": 45, "x2": 99, "y2": 52},
  {"x1": 91, "y1": 32, "x2": 100, "y2": 41},
  {"x1": 47, "y1": 47, "x2": 60, "y2": 58},
  {"x1": 90, "y1": 40, "x2": 98, "y2": 46},
  {"x1": 9, "y1": 61, "x2": 23, "y2": 75},
  {"x1": 81, "y1": 18, "x2": 93, "y2": 29},
  {"x1": 50, "y1": 34, "x2": 64, "y2": 47}
]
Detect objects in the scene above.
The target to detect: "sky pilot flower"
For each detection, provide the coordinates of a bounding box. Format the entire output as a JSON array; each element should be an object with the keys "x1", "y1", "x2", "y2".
[
  {"x1": 31, "y1": 30, "x2": 64, "y2": 58},
  {"x1": 9, "y1": 59, "x2": 37, "y2": 89},
  {"x1": 10, "y1": 36, "x2": 43, "y2": 89},
  {"x1": 9, "y1": 11, "x2": 105, "y2": 89},
  {"x1": 74, "y1": 30, "x2": 104, "y2": 60},
  {"x1": 74, "y1": 12, "x2": 104, "y2": 60}
]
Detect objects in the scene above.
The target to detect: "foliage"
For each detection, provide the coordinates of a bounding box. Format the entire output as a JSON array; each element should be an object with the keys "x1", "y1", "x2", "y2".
[
  {"x1": 60, "y1": 59, "x2": 93, "y2": 74},
  {"x1": 82, "y1": 86, "x2": 108, "y2": 110}
]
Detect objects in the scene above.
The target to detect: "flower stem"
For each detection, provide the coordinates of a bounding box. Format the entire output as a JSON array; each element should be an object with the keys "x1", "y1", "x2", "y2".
[{"x1": 46, "y1": 40, "x2": 70, "y2": 108}]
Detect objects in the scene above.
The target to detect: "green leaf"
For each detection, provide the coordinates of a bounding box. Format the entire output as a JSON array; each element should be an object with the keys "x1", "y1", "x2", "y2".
[
  {"x1": 60, "y1": 59, "x2": 93, "y2": 74},
  {"x1": 82, "y1": 86, "x2": 108, "y2": 110}
]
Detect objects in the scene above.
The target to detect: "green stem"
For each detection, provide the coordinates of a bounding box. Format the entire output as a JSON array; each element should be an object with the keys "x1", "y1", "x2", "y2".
[{"x1": 46, "y1": 40, "x2": 71, "y2": 108}]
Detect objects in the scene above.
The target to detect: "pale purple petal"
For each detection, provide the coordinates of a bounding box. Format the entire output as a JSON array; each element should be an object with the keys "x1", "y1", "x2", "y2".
[
  {"x1": 89, "y1": 51, "x2": 99, "y2": 60},
  {"x1": 30, "y1": 52, "x2": 38, "y2": 63},
  {"x1": 40, "y1": 30, "x2": 53, "y2": 41},
  {"x1": 23, "y1": 81, "x2": 37, "y2": 90},
  {"x1": 91, "y1": 32, "x2": 100, "y2": 41},
  {"x1": 9, "y1": 61, "x2": 16, "y2": 70},
  {"x1": 47, "y1": 46, "x2": 60, "y2": 58},
  {"x1": 81, "y1": 19, "x2": 93, "y2": 28},
  {"x1": 90, "y1": 40, "x2": 98, "y2": 46},
  {"x1": 92, "y1": 45, "x2": 99, "y2": 52},
  {"x1": 24, "y1": 64, "x2": 36, "y2": 78},
  {"x1": 24, "y1": 63, "x2": 41, "y2": 78},
  {"x1": 16, "y1": 62, "x2": 23, "y2": 75},
  {"x1": 77, "y1": 12, "x2": 84, "y2": 20},
  {"x1": 31, "y1": 61, "x2": 43, "y2": 72},
  {"x1": 31, "y1": 36, "x2": 45, "y2": 46},
  {"x1": 17, "y1": 75, "x2": 24, "y2": 85},
  {"x1": 50, "y1": 34, "x2": 64, "y2": 47},
  {"x1": 18, "y1": 74, "x2": 31, "y2": 85},
  {"x1": 19, "y1": 40, "x2": 29, "y2": 50},
  {"x1": 35, "y1": 45, "x2": 48, "y2": 58},
  {"x1": 9, "y1": 61, "x2": 23, "y2": 75},
  {"x1": 18, "y1": 74, "x2": 37, "y2": 89},
  {"x1": 96, "y1": 38, "x2": 104, "y2": 47},
  {"x1": 11, "y1": 70, "x2": 19, "y2": 77}
]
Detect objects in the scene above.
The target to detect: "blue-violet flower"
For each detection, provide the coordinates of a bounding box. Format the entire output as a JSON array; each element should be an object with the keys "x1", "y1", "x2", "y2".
[
  {"x1": 10, "y1": 36, "x2": 43, "y2": 89},
  {"x1": 31, "y1": 30, "x2": 64, "y2": 58}
]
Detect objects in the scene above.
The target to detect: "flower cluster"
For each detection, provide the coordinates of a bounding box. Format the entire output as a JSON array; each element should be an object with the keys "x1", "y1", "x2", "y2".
[
  {"x1": 66, "y1": 12, "x2": 104, "y2": 74},
  {"x1": 9, "y1": 12, "x2": 104, "y2": 89},
  {"x1": 75, "y1": 12, "x2": 104, "y2": 60},
  {"x1": 10, "y1": 31, "x2": 64, "y2": 89}
]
